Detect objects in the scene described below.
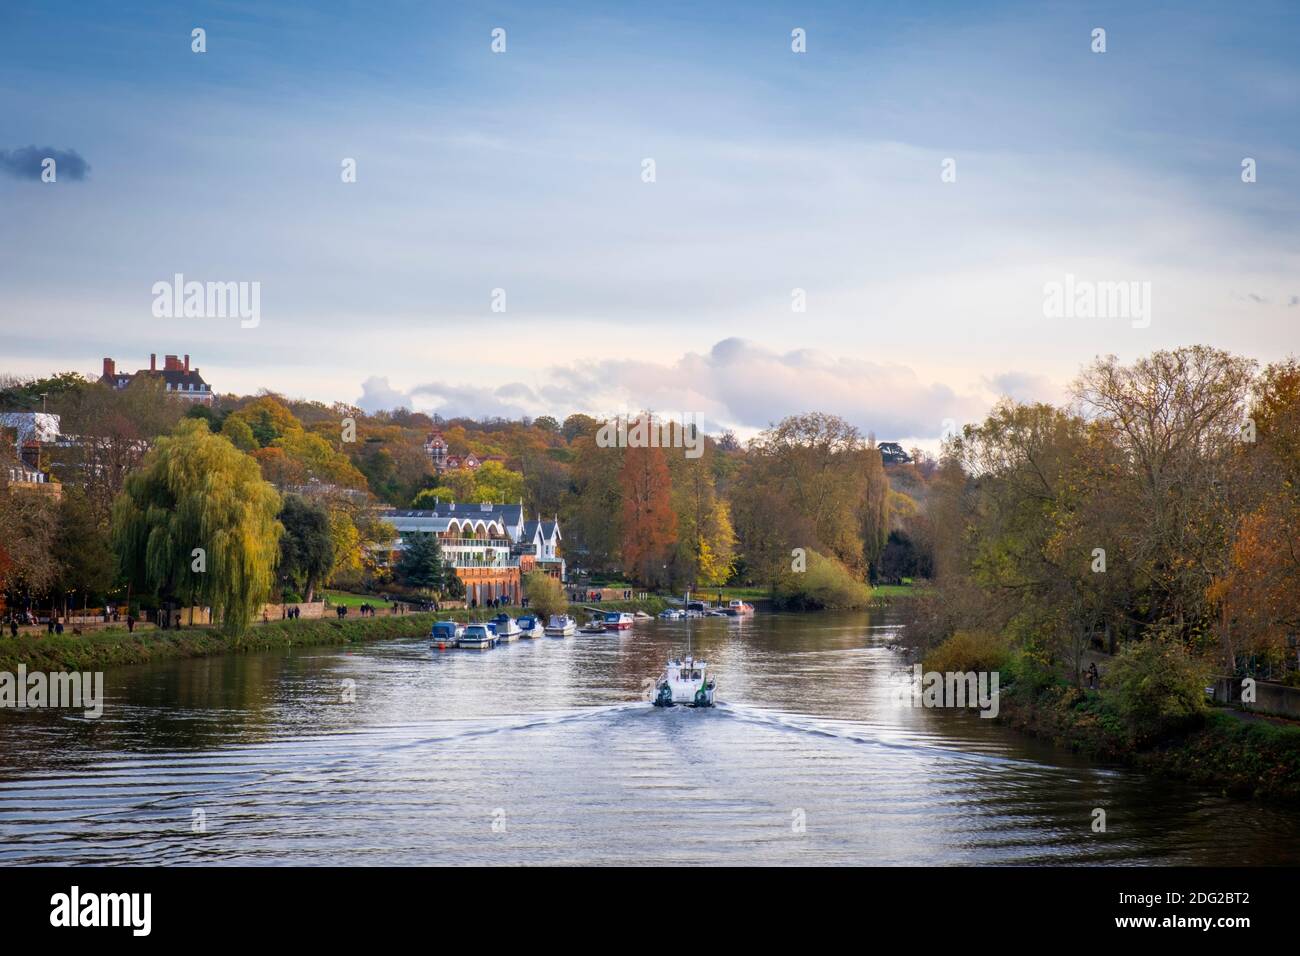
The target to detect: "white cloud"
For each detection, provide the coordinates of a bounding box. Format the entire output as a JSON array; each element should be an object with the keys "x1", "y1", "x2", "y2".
[{"x1": 359, "y1": 338, "x2": 988, "y2": 440}]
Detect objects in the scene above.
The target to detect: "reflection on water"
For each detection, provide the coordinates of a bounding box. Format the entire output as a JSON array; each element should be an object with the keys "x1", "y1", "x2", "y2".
[{"x1": 1, "y1": 609, "x2": 1296, "y2": 865}]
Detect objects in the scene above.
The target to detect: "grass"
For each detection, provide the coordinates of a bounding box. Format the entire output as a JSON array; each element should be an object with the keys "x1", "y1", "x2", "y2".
[
  {"x1": 0, "y1": 613, "x2": 441, "y2": 673},
  {"x1": 322, "y1": 590, "x2": 395, "y2": 608}
]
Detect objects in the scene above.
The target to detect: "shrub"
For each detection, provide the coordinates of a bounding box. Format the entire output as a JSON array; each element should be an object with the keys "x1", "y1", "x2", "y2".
[
  {"x1": 773, "y1": 550, "x2": 872, "y2": 609},
  {"x1": 923, "y1": 630, "x2": 1011, "y2": 674},
  {"x1": 1105, "y1": 636, "x2": 1210, "y2": 743},
  {"x1": 524, "y1": 570, "x2": 567, "y2": 619}
]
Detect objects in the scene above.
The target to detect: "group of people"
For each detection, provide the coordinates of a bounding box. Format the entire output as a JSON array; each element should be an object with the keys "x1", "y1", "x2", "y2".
[
  {"x1": 282, "y1": 605, "x2": 303, "y2": 620},
  {"x1": 468, "y1": 595, "x2": 518, "y2": 610}
]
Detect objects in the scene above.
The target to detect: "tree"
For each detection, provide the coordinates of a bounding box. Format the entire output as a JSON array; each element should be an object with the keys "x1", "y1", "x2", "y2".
[
  {"x1": 278, "y1": 495, "x2": 335, "y2": 602},
  {"x1": 533, "y1": 415, "x2": 560, "y2": 434},
  {"x1": 524, "y1": 570, "x2": 567, "y2": 618},
  {"x1": 220, "y1": 415, "x2": 257, "y2": 452},
  {"x1": 395, "y1": 532, "x2": 448, "y2": 591},
  {"x1": 111, "y1": 419, "x2": 282, "y2": 635},
  {"x1": 619, "y1": 431, "x2": 676, "y2": 586},
  {"x1": 51, "y1": 487, "x2": 115, "y2": 613}
]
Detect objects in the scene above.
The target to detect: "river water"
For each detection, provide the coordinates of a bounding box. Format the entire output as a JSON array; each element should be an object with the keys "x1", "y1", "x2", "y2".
[{"x1": 1, "y1": 609, "x2": 1296, "y2": 865}]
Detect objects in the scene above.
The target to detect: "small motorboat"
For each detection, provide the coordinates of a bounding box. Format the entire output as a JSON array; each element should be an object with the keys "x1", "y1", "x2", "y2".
[
  {"x1": 579, "y1": 614, "x2": 607, "y2": 635},
  {"x1": 516, "y1": 614, "x2": 545, "y2": 639},
  {"x1": 724, "y1": 600, "x2": 755, "y2": 616},
  {"x1": 653, "y1": 656, "x2": 716, "y2": 708},
  {"x1": 544, "y1": 614, "x2": 576, "y2": 637},
  {"x1": 603, "y1": 611, "x2": 634, "y2": 631},
  {"x1": 430, "y1": 620, "x2": 463, "y2": 649},
  {"x1": 658, "y1": 608, "x2": 685, "y2": 620},
  {"x1": 458, "y1": 623, "x2": 497, "y2": 649},
  {"x1": 492, "y1": 613, "x2": 521, "y2": 642}
]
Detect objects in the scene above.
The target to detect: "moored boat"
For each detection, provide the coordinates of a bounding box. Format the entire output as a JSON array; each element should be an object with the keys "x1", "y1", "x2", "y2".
[
  {"x1": 724, "y1": 599, "x2": 755, "y2": 616},
  {"x1": 544, "y1": 614, "x2": 577, "y2": 637},
  {"x1": 579, "y1": 614, "x2": 607, "y2": 634},
  {"x1": 492, "y1": 613, "x2": 521, "y2": 642},
  {"x1": 431, "y1": 620, "x2": 463, "y2": 648},
  {"x1": 603, "y1": 611, "x2": 634, "y2": 631},
  {"x1": 658, "y1": 608, "x2": 685, "y2": 620},
  {"x1": 458, "y1": 623, "x2": 497, "y2": 649},
  {"x1": 516, "y1": 614, "x2": 545, "y2": 639}
]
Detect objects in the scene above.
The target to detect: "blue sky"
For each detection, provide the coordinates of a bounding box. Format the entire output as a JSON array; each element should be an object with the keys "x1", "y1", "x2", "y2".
[{"x1": 1, "y1": 1, "x2": 1297, "y2": 444}]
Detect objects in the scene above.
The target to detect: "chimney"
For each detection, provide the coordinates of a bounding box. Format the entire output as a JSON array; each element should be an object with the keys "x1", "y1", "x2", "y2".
[
  {"x1": 150, "y1": 353, "x2": 156, "y2": 371},
  {"x1": 184, "y1": 354, "x2": 190, "y2": 371},
  {"x1": 102, "y1": 357, "x2": 115, "y2": 378},
  {"x1": 164, "y1": 355, "x2": 181, "y2": 371}
]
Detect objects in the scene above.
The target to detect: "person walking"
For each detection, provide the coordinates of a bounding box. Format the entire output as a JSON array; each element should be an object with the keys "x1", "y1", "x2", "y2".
[{"x1": 126, "y1": 613, "x2": 135, "y2": 634}]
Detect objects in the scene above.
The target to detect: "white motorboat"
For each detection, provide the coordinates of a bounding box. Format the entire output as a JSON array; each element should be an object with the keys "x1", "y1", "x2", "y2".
[
  {"x1": 653, "y1": 656, "x2": 716, "y2": 708},
  {"x1": 544, "y1": 614, "x2": 576, "y2": 637},
  {"x1": 579, "y1": 614, "x2": 607, "y2": 634},
  {"x1": 516, "y1": 614, "x2": 545, "y2": 639},
  {"x1": 458, "y1": 623, "x2": 497, "y2": 649},
  {"x1": 431, "y1": 620, "x2": 464, "y2": 648},
  {"x1": 492, "y1": 613, "x2": 521, "y2": 642},
  {"x1": 602, "y1": 611, "x2": 634, "y2": 631},
  {"x1": 658, "y1": 608, "x2": 686, "y2": 620}
]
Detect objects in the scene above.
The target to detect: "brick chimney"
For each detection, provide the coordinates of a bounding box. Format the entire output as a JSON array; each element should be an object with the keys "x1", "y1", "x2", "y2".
[
  {"x1": 102, "y1": 357, "x2": 115, "y2": 378},
  {"x1": 150, "y1": 353, "x2": 156, "y2": 371},
  {"x1": 164, "y1": 354, "x2": 181, "y2": 371},
  {"x1": 183, "y1": 354, "x2": 190, "y2": 371}
]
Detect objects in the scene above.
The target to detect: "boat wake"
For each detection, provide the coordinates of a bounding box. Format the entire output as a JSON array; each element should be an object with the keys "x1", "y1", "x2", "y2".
[{"x1": 712, "y1": 701, "x2": 1046, "y2": 770}]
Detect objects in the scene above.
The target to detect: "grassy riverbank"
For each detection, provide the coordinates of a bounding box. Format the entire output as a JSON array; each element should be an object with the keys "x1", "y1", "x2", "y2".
[
  {"x1": 997, "y1": 676, "x2": 1300, "y2": 804},
  {"x1": 0, "y1": 613, "x2": 442, "y2": 672},
  {"x1": 0, "y1": 597, "x2": 671, "y2": 673}
]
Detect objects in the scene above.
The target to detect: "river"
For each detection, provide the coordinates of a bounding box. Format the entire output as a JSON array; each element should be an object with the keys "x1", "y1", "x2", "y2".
[{"x1": 1, "y1": 609, "x2": 1297, "y2": 865}]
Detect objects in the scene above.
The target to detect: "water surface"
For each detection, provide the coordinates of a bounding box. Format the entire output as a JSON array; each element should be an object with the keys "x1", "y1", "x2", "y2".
[{"x1": 1, "y1": 609, "x2": 1296, "y2": 865}]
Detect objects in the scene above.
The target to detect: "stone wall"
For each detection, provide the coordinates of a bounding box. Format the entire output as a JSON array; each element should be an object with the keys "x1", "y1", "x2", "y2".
[{"x1": 1213, "y1": 676, "x2": 1300, "y2": 720}]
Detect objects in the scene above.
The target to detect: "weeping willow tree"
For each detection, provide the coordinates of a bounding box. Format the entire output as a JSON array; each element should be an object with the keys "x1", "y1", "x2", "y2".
[{"x1": 111, "y1": 419, "x2": 283, "y2": 636}]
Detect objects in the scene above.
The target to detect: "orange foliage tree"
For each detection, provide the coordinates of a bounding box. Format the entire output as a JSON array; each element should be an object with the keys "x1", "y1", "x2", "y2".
[{"x1": 619, "y1": 437, "x2": 677, "y2": 587}]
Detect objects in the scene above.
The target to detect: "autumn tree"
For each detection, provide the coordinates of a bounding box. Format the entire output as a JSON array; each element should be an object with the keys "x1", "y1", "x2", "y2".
[
  {"x1": 618, "y1": 428, "x2": 676, "y2": 587},
  {"x1": 111, "y1": 419, "x2": 282, "y2": 635}
]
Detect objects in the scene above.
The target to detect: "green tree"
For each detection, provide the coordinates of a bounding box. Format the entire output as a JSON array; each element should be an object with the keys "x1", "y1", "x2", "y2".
[
  {"x1": 395, "y1": 532, "x2": 447, "y2": 591},
  {"x1": 278, "y1": 495, "x2": 335, "y2": 602},
  {"x1": 111, "y1": 419, "x2": 282, "y2": 635},
  {"x1": 524, "y1": 570, "x2": 567, "y2": 618},
  {"x1": 220, "y1": 415, "x2": 258, "y2": 451}
]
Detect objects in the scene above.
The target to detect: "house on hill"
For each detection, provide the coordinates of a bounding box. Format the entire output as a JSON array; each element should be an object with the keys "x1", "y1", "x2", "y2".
[{"x1": 100, "y1": 354, "x2": 214, "y2": 405}]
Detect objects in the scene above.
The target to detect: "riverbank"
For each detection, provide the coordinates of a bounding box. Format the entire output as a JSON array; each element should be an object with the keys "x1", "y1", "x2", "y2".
[
  {"x1": 0, "y1": 598, "x2": 670, "y2": 673},
  {"x1": 997, "y1": 679, "x2": 1300, "y2": 804}
]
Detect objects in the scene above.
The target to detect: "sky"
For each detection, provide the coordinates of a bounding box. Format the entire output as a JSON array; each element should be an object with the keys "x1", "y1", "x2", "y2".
[{"x1": 1, "y1": 0, "x2": 1297, "y2": 447}]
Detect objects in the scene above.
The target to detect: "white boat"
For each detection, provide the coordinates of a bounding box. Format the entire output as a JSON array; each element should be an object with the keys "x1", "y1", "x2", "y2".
[
  {"x1": 516, "y1": 614, "x2": 545, "y2": 639},
  {"x1": 544, "y1": 614, "x2": 576, "y2": 637},
  {"x1": 658, "y1": 608, "x2": 685, "y2": 620},
  {"x1": 492, "y1": 613, "x2": 521, "y2": 642},
  {"x1": 725, "y1": 600, "x2": 755, "y2": 616},
  {"x1": 579, "y1": 615, "x2": 607, "y2": 634},
  {"x1": 653, "y1": 656, "x2": 716, "y2": 708},
  {"x1": 602, "y1": 611, "x2": 634, "y2": 631},
  {"x1": 458, "y1": 623, "x2": 496, "y2": 649},
  {"x1": 431, "y1": 620, "x2": 464, "y2": 648}
]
